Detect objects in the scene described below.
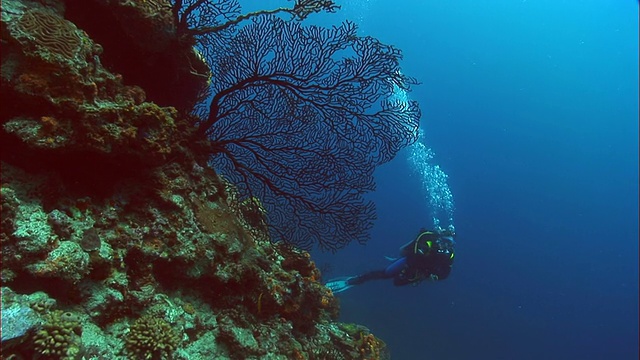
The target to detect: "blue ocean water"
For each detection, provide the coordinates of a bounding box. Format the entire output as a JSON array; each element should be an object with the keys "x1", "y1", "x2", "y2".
[{"x1": 303, "y1": 0, "x2": 639, "y2": 359}]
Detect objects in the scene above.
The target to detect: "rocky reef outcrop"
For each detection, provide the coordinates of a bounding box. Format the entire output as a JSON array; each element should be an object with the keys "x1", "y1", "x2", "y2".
[{"x1": 0, "y1": 0, "x2": 389, "y2": 358}]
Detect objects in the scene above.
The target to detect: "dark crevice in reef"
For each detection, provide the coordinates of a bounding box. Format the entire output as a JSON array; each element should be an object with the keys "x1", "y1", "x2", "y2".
[
  {"x1": 0, "y1": 75, "x2": 57, "y2": 125},
  {"x1": 63, "y1": 0, "x2": 205, "y2": 112},
  {"x1": 0, "y1": 130, "x2": 154, "y2": 205},
  {"x1": 9, "y1": 270, "x2": 81, "y2": 304}
]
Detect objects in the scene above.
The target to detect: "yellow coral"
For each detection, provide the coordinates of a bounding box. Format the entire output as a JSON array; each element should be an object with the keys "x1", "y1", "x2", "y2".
[
  {"x1": 125, "y1": 315, "x2": 180, "y2": 360},
  {"x1": 358, "y1": 332, "x2": 385, "y2": 360},
  {"x1": 32, "y1": 310, "x2": 82, "y2": 360}
]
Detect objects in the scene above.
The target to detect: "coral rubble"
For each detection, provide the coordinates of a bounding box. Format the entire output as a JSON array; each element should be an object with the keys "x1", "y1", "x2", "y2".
[{"x1": 1, "y1": 0, "x2": 389, "y2": 358}]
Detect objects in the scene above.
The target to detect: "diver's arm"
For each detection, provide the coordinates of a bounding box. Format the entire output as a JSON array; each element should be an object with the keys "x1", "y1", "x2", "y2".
[
  {"x1": 431, "y1": 264, "x2": 452, "y2": 280},
  {"x1": 428, "y1": 254, "x2": 453, "y2": 280}
]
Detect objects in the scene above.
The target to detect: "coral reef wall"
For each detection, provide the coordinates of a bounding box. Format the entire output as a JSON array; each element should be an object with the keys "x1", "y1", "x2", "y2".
[{"x1": 1, "y1": 0, "x2": 389, "y2": 358}]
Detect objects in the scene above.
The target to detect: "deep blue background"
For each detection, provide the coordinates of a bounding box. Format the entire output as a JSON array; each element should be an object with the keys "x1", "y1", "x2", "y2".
[{"x1": 247, "y1": 1, "x2": 638, "y2": 359}]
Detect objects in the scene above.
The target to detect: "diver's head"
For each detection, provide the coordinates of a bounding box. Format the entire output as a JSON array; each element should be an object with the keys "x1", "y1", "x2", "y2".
[{"x1": 435, "y1": 236, "x2": 456, "y2": 254}]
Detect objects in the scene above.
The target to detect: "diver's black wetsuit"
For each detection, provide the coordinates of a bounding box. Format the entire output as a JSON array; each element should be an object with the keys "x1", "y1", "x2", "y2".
[{"x1": 348, "y1": 231, "x2": 455, "y2": 287}]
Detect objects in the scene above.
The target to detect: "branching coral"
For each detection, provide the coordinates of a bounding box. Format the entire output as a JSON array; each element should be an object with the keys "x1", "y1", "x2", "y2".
[
  {"x1": 173, "y1": 0, "x2": 339, "y2": 36},
  {"x1": 190, "y1": 14, "x2": 420, "y2": 250}
]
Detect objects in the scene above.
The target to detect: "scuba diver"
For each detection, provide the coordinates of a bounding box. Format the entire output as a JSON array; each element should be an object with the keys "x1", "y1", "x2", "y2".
[{"x1": 326, "y1": 229, "x2": 456, "y2": 293}]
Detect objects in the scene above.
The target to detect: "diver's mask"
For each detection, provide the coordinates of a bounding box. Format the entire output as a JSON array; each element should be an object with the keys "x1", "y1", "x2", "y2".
[{"x1": 435, "y1": 236, "x2": 455, "y2": 254}]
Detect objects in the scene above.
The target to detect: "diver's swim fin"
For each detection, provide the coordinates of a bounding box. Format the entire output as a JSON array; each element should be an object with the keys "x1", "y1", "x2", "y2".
[{"x1": 325, "y1": 277, "x2": 356, "y2": 294}]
